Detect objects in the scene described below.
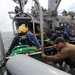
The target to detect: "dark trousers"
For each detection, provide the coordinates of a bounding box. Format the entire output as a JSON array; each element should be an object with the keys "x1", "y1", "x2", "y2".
[
  {"x1": 44, "y1": 47, "x2": 57, "y2": 55},
  {"x1": 64, "y1": 58, "x2": 75, "y2": 69}
]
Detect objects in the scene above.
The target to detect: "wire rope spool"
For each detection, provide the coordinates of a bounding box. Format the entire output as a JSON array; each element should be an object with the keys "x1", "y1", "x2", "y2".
[{"x1": 9, "y1": 45, "x2": 38, "y2": 56}]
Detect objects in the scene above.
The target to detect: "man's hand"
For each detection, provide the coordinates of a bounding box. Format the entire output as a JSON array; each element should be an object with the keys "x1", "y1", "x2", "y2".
[
  {"x1": 47, "y1": 61, "x2": 53, "y2": 65},
  {"x1": 45, "y1": 39, "x2": 50, "y2": 41},
  {"x1": 41, "y1": 53, "x2": 46, "y2": 58},
  {"x1": 41, "y1": 53, "x2": 53, "y2": 65}
]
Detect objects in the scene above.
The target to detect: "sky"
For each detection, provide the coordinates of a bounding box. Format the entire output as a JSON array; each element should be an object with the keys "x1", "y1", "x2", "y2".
[{"x1": 0, "y1": 0, "x2": 75, "y2": 32}]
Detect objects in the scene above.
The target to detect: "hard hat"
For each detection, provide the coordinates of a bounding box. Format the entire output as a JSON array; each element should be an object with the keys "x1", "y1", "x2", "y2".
[
  {"x1": 55, "y1": 27, "x2": 61, "y2": 31},
  {"x1": 18, "y1": 24, "x2": 27, "y2": 33}
]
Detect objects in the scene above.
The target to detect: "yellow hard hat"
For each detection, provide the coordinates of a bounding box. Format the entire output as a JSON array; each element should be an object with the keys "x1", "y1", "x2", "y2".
[{"x1": 18, "y1": 24, "x2": 27, "y2": 33}]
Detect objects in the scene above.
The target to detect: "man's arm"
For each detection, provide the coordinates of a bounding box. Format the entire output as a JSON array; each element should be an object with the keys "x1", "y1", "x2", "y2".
[
  {"x1": 30, "y1": 33, "x2": 41, "y2": 48},
  {"x1": 41, "y1": 49, "x2": 70, "y2": 61},
  {"x1": 6, "y1": 36, "x2": 18, "y2": 55}
]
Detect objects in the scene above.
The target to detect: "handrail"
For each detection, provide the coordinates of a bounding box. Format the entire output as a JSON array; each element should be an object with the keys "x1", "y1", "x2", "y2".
[
  {"x1": 55, "y1": 0, "x2": 62, "y2": 11},
  {"x1": 12, "y1": 12, "x2": 35, "y2": 34},
  {"x1": 34, "y1": 0, "x2": 44, "y2": 52}
]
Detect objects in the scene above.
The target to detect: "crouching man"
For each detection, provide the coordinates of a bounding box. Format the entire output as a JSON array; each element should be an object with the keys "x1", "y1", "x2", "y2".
[{"x1": 41, "y1": 37, "x2": 75, "y2": 74}]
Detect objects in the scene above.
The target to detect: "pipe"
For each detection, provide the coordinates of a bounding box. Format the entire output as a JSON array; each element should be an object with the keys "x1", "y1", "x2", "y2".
[
  {"x1": 34, "y1": 0, "x2": 44, "y2": 52},
  {"x1": 6, "y1": 54, "x2": 71, "y2": 75}
]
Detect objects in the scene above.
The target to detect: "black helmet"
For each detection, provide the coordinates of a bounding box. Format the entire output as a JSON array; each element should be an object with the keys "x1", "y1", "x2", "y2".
[{"x1": 55, "y1": 27, "x2": 61, "y2": 31}]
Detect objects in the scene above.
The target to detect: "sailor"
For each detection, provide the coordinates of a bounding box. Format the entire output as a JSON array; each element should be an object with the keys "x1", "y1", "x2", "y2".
[
  {"x1": 44, "y1": 27, "x2": 70, "y2": 55},
  {"x1": 44, "y1": 27, "x2": 70, "y2": 67},
  {"x1": 42, "y1": 37, "x2": 75, "y2": 74},
  {"x1": 50, "y1": 27, "x2": 70, "y2": 42},
  {"x1": 6, "y1": 24, "x2": 41, "y2": 56}
]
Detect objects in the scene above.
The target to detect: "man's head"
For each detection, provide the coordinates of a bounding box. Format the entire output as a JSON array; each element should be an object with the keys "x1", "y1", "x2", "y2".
[
  {"x1": 54, "y1": 37, "x2": 66, "y2": 50},
  {"x1": 55, "y1": 27, "x2": 61, "y2": 33},
  {"x1": 17, "y1": 24, "x2": 28, "y2": 37},
  {"x1": 18, "y1": 24, "x2": 27, "y2": 33}
]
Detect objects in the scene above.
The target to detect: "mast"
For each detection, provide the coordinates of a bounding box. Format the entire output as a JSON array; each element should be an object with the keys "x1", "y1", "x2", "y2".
[
  {"x1": 19, "y1": 0, "x2": 23, "y2": 13},
  {"x1": 48, "y1": 0, "x2": 62, "y2": 12},
  {"x1": 55, "y1": 0, "x2": 62, "y2": 11}
]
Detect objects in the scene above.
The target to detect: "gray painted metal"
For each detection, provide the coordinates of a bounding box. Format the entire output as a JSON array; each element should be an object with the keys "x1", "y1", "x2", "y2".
[
  {"x1": 55, "y1": 0, "x2": 62, "y2": 11},
  {"x1": 48, "y1": 0, "x2": 62, "y2": 12},
  {"x1": 35, "y1": 0, "x2": 44, "y2": 51},
  {"x1": 6, "y1": 54, "x2": 71, "y2": 75},
  {"x1": 0, "y1": 31, "x2": 6, "y2": 63},
  {"x1": 12, "y1": 12, "x2": 35, "y2": 35},
  {"x1": 48, "y1": 0, "x2": 56, "y2": 11}
]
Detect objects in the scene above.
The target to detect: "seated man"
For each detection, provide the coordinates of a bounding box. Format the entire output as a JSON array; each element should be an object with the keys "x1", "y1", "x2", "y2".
[
  {"x1": 42, "y1": 37, "x2": 75, "y2": 74},
  {"x1": 6, "y1": 24, "x2": 41, "y2": 56}
]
